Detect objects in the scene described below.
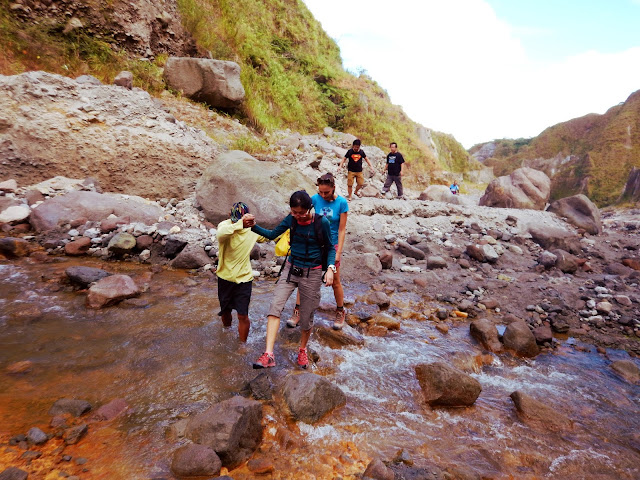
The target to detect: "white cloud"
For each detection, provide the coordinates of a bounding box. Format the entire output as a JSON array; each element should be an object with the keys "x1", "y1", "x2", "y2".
[{"x1": 303, "y1": 0, "x2": 640, "y2": 148}]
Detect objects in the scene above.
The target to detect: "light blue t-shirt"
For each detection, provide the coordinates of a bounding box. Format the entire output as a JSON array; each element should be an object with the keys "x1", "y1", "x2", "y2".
[{"x1": 311, "y1": 194, "x2": 349, "y2": 245}]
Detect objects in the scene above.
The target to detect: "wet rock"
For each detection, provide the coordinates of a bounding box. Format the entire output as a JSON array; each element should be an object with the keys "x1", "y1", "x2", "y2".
[
  {"x1": 502, "y1": 320, "x2": 539, "y2": 357},
  {"x1": 610, "y1": 360, "x2": 640, "y2": 384},
  {"x1": 547, "y1": 194, "x2": 602, "y2": 235},
  {"x1": 415, "y1": 362, "x2": 482, "y2": 407},
  {"x1": 64, "y1": 237, "x2": 92, "y2": 256},
  {"x1": 479, "y1": 167, "x2": 550, "y2": 210},
  {"x1": 363, "y1": 458, "x2": 394, "y2": 480},
  {"x1": 373, "y1": 313, "x2": 401, "y2": 331},
  {"x1": 171, "y1": 444, "x2": 221, "y2": 478},
  {"x1": 0, "y1": 467, "x2": 29, "y2": 480},
  {"x1": 6, "y1": 360, "x2": 33, "y2": 375},
  {"x1": 314, "y1": 324, "x2": 365, "y2": 348},
  {"x1": 27, "y1": 427, "x2": 48, "y2": 445},
  {"x1": 107, "y1": 232, "x2": 137, "y2": 255},
  {"x1": 533, "y1": 324, "x2": 553, "y2": 344},
  {"x1": 171, "y1": 244, "x2": 211, "y2": 269},
  {"x1": 510, "y1": 390, "x2": 572, "y2": 431},
  {"x1": 21, "y1": 451, "x2": 42, "y2": 460},
  {"x1": 0, "y1": 237, "x2": 31, "y2": 258},
  {"x1": 367, "y1": 291, "x2": 390, "y2": 308},
  {"x1": 49, "y1": 398, "x2": 92, "y2": 417},
  {"x1": 161, "y1": 236, "x2": 188, "y2": 258},
  {"x1": 65, "y1": 266, "x2": 111, "y2": 288},
  {"x1": 90, "y1": 398, "x2": 128, "y2": 421},
  {"x1": 64, "y1": 424, "x2": 88, "y2": 445},
  {"x1": 86, "y1": 274, "x2": 141, "y2": 308},
  {"x1": 470, "y1": 318, "x2": 503, "y2": 353},
  {"x1": 247, "y1": 458, "x2": 275, "y2": 474},
  {"x1": 282, "y1": 372, "x2": 346, "y2": 423},
  {"x1": 185, "y1": 396, "x2": 263, "y2": 469},
  {"x1": 243, "y1": 372, "x2": 274, "y2": 401},
  {"x1": 379, "y1": 251, "x2": 393, "y2": 269}
]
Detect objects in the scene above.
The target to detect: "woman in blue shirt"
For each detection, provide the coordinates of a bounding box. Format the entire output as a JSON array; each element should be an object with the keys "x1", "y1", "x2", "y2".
[{"x1": 288, "y1": 173, "x2": 349, "y2": 330}]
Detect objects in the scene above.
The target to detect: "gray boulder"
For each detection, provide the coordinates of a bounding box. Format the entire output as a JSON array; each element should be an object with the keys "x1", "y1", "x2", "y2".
[
  {"x1": 171, "y1": 244, "x2": 211, "y2": 269},
  {"x1": 65, "y1": 266, "x2": 111, "y2": 288},
  {"x1": 502, "y1": 320, "x2": 539, "y2": 357},
  {"x1": 164, "y1": 57, "x2": 245, "y2": 109},
  {"x1": 86, "y1": 274, "x2": 141, "y2": 309},
  {"x1": 550, "y1": 249, "x2": 579, "y2": 274},
  {"x1": 27, "y1": 427, "x2": 48, "y2": 445},
  {"x1": 547, "y1": 194, "x2": 602, "y2": 235},
  {"x1": 528, "y1": 223, "x2": 581, "y2": 255},
  {"x1": 171, "y1": 444, "x2": 221, "y2": 478},
  {"x1": 30, "y1": 191, "x2": 162, "y2": 232},
  {"x1": 480, "y1": 167, "x2": 550, "y2": 210},
  {"x1": 415, "y1": 362, "x2": 482, "y2": 407},
  {"x1": 510, "y1": 390, "x2": 572, "y2": 431},
  {"x1": 195, "y1": 150, "x2": 316, "y2": 229},
  {"x1": 48, "y1": 398, "x2": 92, "y2": 417},
  {"x1": 282, "y1": 373, "x2": 346, "y2": 423},
  {"x1": 470, "y1": 318, "x2": 503, "y2": 353},
  {"x1": 185, "y1": 396, "x2": 263, "y2": 469},
  {"x1": 397, "y1": 241, "x2": 426, "y2": 260}
]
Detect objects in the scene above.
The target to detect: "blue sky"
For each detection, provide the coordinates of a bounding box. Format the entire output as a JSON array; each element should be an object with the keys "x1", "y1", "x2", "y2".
[{"x1": 302, "y1": 0, "x2": 640, "y2": 148}]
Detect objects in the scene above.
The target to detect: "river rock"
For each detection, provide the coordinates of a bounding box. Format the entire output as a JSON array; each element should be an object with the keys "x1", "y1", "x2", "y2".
[
  {"x1": 610, "y1": 360, "x2": 640, "y2": 384},
  {"x1": 510, "y1": 390, "x2": 572, "y2": 431},
  {"x1": 161, "y1": 235, "x2": 188, "y2": 258},
  {"x1": 427, "y1": 256, "x2": 447, "y2": 269},
  {"x1": 0, "y1": 204, "x2": 30, "y2": 224},
  {"x1": 86, "y1": 274, "x2": 141, "y2": 308},
  {"x1": 64, "y1": 424, "x2": 88, "y2": 445},
  {"x1": 314, "y1": 323, "x2": 365, "y2": 348},
  {"x1": 171, "y1": 244, "x2": 211, "y2": 269},
  {"x1": 164, "y1": 57, "x2": 245, "y2": 109},
  {"x1": 65, "y1": 266, "x2": 111, "y2": 287},
  {"x1": 0, "y1": 237, "x2": 30, "y2": 258},
  {"x1": 65, "y1": 237, "x2": 92, "y2": 256},
  {"x1": 373, "y1": 313, "x2": 401, "y2": 331},
  {"x1": 397, "y1": 241, "x2": 426, "y2": 260},
  {"x1": 479, "y1": 167, "x2": 550, "y2": 210},
  {"x1": 470, "y1": 318, "x2": 503, "y2": 353},
  {"x1": 282, "y1": 373, "x2": 346, "y2": 423},
  {"x1": 502, "y1": 320, "x2": 539, "y2": 357},
  {"x1": 415, "y1": 362, "x2": 482, "y2": 407},
  {"x1": 171, "y1": 444, "x2": 221, "y2": 478},
  {"x1": 185, "y1": 396, "x2": 263, "y2": 469},
  {"x1": 243, "y1": 372, "x2": 274, "y2": 401},
  {"x1": 528, "y1": 223, "x2": 581, "y2": 255},
  {"x1": 107, "y1": 233, "x2": 137, "y2": 255},
  {"x1": 533, "y1": 324, "x2": 553, "y2": 344},
  {"x1": 29, "y1": 190, "x2": 162, "y2": 233},
  {"x1": 551, "y1": 249, "x2": 579, "y2": 274},
  {"x1": 196, "y1": 150, "x2": 315, "y2": 229},
  {"x1": 360, "y1": 252, "x2": 383, "y2": 274},
  {"x1": 27, "y1": 427, "x2": 48, "y2": 445},
  {"x1": 0, "y1": 467, "x2": 28, "y2": 480},
  {"x1": 49, "y1": 398, "x2": 92, "y2": 417},
  {"x1": 90, "y1": 398, "x2": 128, "y2": 421},
  {"x1": 547, "y1": 194, "x2": 602, "y2": 235},
  {"x1": 367, "y1": 291, "x2": 391, "y2": 308},
  {"x1": 363, "y1": 458, "x2": 394, "y2": 480}
]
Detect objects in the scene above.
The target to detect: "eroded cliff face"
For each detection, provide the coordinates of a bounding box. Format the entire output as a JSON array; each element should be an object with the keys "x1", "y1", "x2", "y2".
[
  {"x1": 472, "y1": 90, "x2": 640, "y2": 206},
  {"x1": 9, "y1": 0, "x2": 199, "y2": 58}
]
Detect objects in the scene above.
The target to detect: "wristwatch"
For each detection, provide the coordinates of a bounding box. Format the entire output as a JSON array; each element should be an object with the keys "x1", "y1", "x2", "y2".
[{"x1": 327, "y1": 265, "x2": 337, "y2": 273}]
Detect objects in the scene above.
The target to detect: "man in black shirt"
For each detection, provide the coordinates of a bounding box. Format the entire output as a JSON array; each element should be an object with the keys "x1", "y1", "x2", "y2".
[
  {"x1": 339, "y1": 139, "x2": 374, "y2": 201},
  {"x1": 382, "y1": 142, "x2": 405, "y2": 199}
]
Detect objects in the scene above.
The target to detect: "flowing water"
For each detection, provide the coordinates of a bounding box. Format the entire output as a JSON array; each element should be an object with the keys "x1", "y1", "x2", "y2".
[{"x1": 1, "y1": 257, "x2": 639, "y2": 479}]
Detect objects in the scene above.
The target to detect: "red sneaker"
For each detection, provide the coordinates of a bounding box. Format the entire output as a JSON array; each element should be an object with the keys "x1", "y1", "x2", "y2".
[
  {"x1": 253, "y1": 352, "x2": 276, "y2": 369},
  {"x1": 297, "y1": 348, "x2": 309, "y2": 369}
]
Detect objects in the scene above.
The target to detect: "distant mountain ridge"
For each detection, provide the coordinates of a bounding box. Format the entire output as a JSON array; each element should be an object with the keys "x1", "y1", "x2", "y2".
[{"x1": 470, "y1": 90, "x2": 640, "y2": 206}]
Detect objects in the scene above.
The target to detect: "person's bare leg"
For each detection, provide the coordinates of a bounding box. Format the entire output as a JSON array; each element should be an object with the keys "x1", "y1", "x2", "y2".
[
  {"x1": 265, "y1": 315, "x2": 280, "y2": 353},
  {"x1": 332, "y1": 269, "x2": 344, "y2": 308},
  {"x1": 237, "y1": 314, "x2": 250, "y2": 342},
  {"x1": 347, "y1": 184, "x2": 353, "y2": 200},
  {"x1": 300, "y1": 327, "x2": 312, "y2": 350},
  {"x1": 220, "y1": 311, "x2": 232, "y2": 328}
]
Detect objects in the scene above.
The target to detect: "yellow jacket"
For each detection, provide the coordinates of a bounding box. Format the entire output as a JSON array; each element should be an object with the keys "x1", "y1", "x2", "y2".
[{"x1": 216, "y1": 219, "x2": 262, "y2": 283}]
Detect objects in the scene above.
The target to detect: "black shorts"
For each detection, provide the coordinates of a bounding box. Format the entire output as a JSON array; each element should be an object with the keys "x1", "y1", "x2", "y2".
[{"x1": 217, "y1": 277, "x2": 252, "y2": 316}]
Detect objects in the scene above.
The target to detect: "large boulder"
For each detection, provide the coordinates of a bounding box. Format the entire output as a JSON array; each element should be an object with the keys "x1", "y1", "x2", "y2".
[
  {"x1": 171, "y1": 444, "x2": 222, "y2": 478},
  {"x1": 171, "y1": 244, "x2": 211, "y2": 269},
  {"x1": 86, "y1": 274, "x2": 141, "y2": 308},
  {"x1": 0, "y1": 204, "x2": 30, "y2": 224},
  {"x1": 502, "y1": 320, "x2": 539, "y2": 357},
  {"x1": 510, "y1": 391, "x2": 572, "y2": 431},
  {"x1": 547, "y1": 194, "x2": 602, "y2": 234},
  {"x1": 185, "y1": 396, "x2": 263, "y2": 469},
  {"x1": 65, "y1": 266, "x2": 111, "y2": 288},
  {"x1": 0, "y1": 237, "x2": 31, "y2": 258},
  {"x1": 196, "y1": 150, "x2": 316, "y2": 229},
  {"x1": 30, "y1": 190, "x2": 162, "y2": 232},
  {"x1": 418, "y1": 184, "x2": 468, "y2": 205},
  {"x1": 164, "y1": 57, "x2": 245, "y2": 109},
  {"x1": 414, "y1": 362, "x2": 482, "y2": 407},
  {"x1": 610, "y1": 360, "x2": 640, "y2": 384},
  {"x1": 470, "y1": 318, "x2": 503, "y2": 353},
  {"x1": 479, "y1": 167, "x2": 550, "y2": 210},
  {"x1": 282, "y1": 373, "x2": 346, "y2": 423},
  {"x1": 527, "y1": 223, "x2": 581, "y2": 255}
]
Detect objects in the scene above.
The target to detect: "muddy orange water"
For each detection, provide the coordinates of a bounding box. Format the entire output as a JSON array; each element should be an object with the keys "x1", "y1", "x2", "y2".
[{"x1": 1, "y1": 257, "x2": 639, "y2": 479}]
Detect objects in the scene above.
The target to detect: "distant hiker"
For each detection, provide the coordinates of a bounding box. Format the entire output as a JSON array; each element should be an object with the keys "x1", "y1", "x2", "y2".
[
  {"x1": 216, "y1": 202, "x2": 262, "y2": 342},
  {"x1": 339, "y1": 139, "x2": 374, "y2": 201},
  {"x1": 381, "y1": 141, "x2": 405, "y2": 199},
  {"x1": 289, "y1": 173, "x2": 349, "y2": 330},
  {"x1": 249, "y1": 190, "x2": 336, "y2": 370},
  {"x1": 450, "y1": 181, "x2": 460, "y2": 195}
]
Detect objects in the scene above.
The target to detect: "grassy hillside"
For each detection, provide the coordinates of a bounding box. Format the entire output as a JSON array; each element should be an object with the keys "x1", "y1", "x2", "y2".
[
  {"x1": 0, "y1": 0, "x2": 474, "y2": 185},
  {"x1": 471, "y1": 90, "x2": 640, "y2": 206}
]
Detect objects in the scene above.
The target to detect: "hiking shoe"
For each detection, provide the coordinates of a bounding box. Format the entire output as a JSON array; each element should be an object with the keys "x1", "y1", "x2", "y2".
[
  {"x1": 286, "y1": 307, "x2": 300, "y2": 328},
  {"x1": 333, "y1": 308, "x2": 346, "y2": 330},
  {"x1": 253, "y1": 352, "x2": 276, "y2": 369},
  {"x1": 297, "y1": 348, "x2": 309, "y2": 369}
]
